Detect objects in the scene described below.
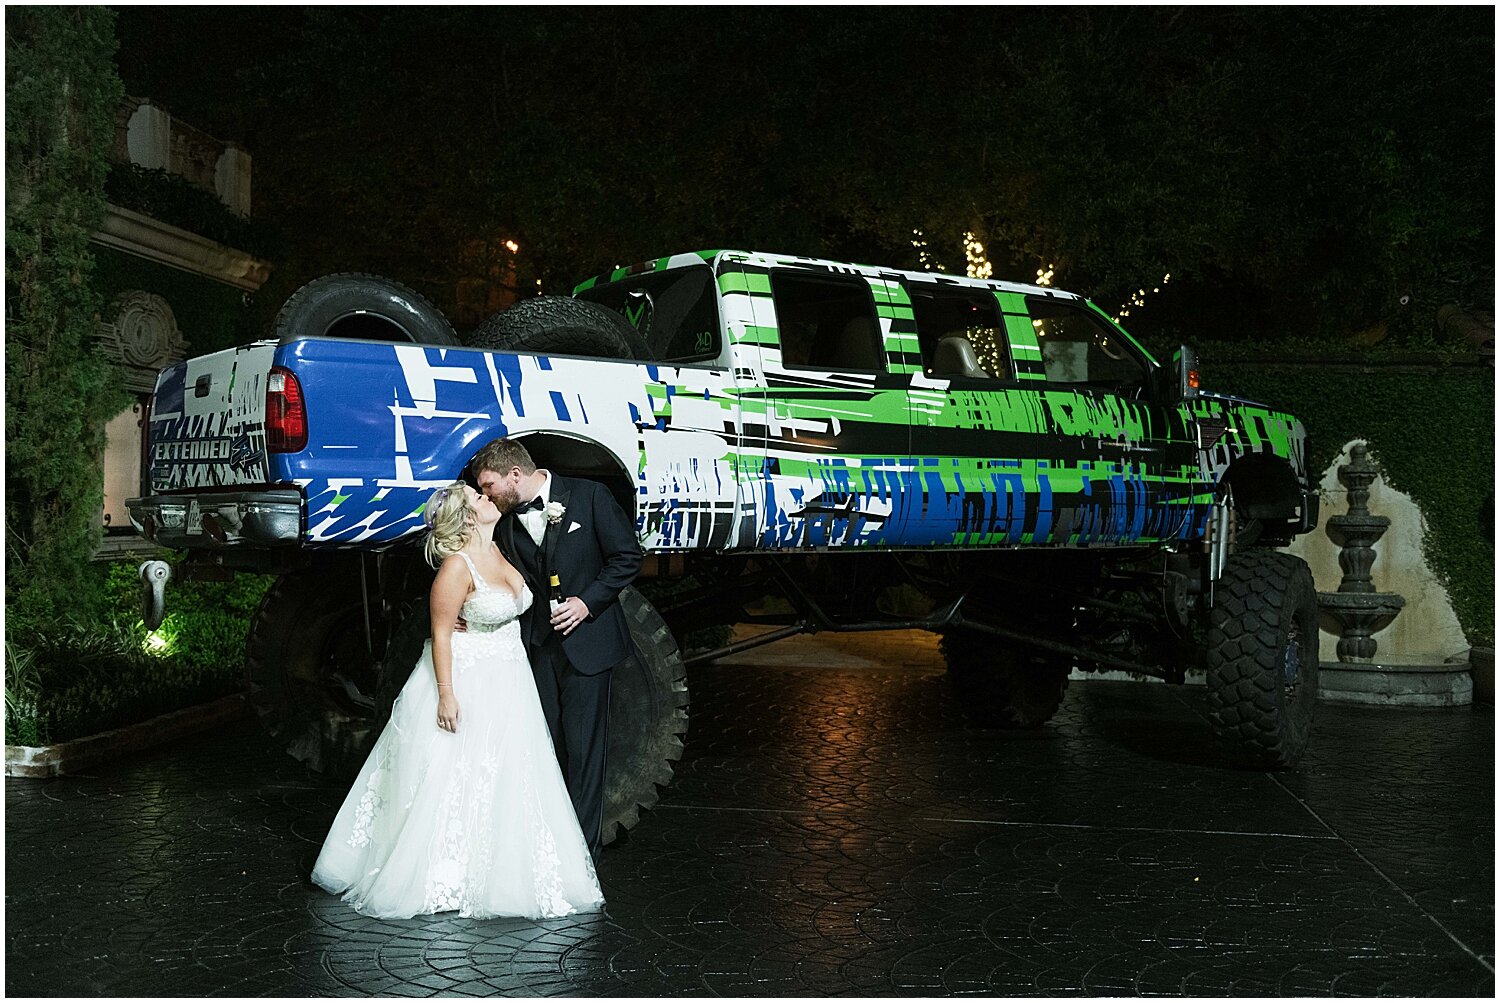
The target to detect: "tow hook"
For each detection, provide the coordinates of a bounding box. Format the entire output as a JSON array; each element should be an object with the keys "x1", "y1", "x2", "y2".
[{"x1": 139, "y1": 560, "x2": 173, "y2": 630}]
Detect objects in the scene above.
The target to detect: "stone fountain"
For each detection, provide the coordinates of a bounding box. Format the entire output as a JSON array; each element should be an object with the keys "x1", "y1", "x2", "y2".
[{"x1": 1314, "y1": 442, "x2": 1472, "y2": 706}]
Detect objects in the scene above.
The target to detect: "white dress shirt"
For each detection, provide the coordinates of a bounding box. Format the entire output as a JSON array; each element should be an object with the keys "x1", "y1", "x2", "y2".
[{"x1": 519, "y1": 471, "x2": 551, "y2": 547}]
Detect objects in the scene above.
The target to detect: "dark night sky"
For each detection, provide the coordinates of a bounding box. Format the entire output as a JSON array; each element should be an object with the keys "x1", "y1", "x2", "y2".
[{"x1": 109, "y1": 7, "x2": 1494, "y2": 343}]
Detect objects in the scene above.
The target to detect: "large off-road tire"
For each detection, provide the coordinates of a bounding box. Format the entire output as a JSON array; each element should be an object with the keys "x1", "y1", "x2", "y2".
[
  {"x1": 245, "y1": 563, "x2": 384, "y2": 775},
  {"x1": 370, "y1": 585, "x2": 688, "y2": 846},
  {"x1": 275, "y1": 272, "x2": 459, "y2": 345},
  {"x1": 1205, "y1": 550, "x2": 1319, "y2": 769},
  {"x1": 940, "y1": 629, "x2": 1071, "y2": 728},
  {"x1": 465, "y1": 295, "x2": 652, "y2": 360},
  {"x1": 603, "y1": 587, "x2": 690, "y2": 842}
]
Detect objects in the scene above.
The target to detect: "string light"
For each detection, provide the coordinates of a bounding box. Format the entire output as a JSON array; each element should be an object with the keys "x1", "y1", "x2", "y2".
[
  {"x1": 963, "y1": 232, "x2": 993, "y2": 280},
  {"x1": 910, "y1": 229, "x2": 946, "y2": 272},
  {"x1": 504, "y1": 240, "x2": 520, "y2": 254},
  {"x1": 1035, "y1": 263, "x2": 1056, "y2": 288},
  {"x1": 1113, "y1": 272, "x2": 1170, "y2": 322}
]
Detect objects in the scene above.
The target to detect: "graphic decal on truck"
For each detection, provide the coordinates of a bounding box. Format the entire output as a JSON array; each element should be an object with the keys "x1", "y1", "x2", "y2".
[
  {"x1": 142, "y1": 250, "x2": 1308, "y2": 559},
  {"x1": 148, "y1": 344, "x2": 273, "y2": 491}
]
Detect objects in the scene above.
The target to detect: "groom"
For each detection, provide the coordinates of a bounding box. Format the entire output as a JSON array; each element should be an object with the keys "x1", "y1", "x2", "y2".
[{"x1": 471, "y1": 437, "x2": 642, "y2": 856}]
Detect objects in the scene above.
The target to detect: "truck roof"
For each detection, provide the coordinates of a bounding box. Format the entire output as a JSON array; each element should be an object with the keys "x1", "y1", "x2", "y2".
[{"x1": 571, "y1": 250, "x2": 1084, "y2": 302}]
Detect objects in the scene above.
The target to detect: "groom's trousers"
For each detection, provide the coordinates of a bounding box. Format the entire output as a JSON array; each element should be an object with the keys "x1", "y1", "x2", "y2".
[{"x1": 530, "y1": 637, "x2": 612, "y2": 856}]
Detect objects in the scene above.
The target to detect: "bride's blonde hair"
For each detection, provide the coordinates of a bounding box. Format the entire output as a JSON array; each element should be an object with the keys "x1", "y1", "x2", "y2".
[{"x1": 422, "y1": 482, "x2": 476, "y2": 568}]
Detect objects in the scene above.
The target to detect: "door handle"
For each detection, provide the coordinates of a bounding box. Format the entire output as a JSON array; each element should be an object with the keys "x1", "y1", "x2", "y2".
[{"x1": 1101, "y1": 438, "x2": 1157, "y2": 455}]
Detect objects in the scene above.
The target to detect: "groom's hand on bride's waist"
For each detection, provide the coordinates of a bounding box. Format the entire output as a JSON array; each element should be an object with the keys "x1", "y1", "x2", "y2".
[
  {"x1": 550, "y1": 596, "x2": 591, "y2": 636},
  {"x1": 452, "y1": 616, "x2": 468, "y2": 634}
]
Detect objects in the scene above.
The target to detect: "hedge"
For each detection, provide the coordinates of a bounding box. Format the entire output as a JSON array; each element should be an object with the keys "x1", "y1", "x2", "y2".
[{"x1": 1209, "y1": 358, "x2": 1493, "y2": 646}]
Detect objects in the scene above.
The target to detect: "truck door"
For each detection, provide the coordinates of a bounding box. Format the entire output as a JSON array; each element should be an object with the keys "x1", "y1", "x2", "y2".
[
  {"x1": 728, "y1": 260, "x2": 911, "y2": 549},
  {"x1": 574, "y1": 262, "x2": 745, "y2": 552},
  {"x1": 902, "y1": 284, "x2": 1178, "y2": 547}
]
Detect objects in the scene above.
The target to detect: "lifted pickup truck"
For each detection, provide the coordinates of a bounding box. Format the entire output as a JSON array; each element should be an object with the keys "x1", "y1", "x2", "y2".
[{"x1": 130, "y1": 250, "x2": 1319, "y2": 841}]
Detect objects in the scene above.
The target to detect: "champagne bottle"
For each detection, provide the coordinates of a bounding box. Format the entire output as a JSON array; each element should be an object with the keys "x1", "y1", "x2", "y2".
[{"x1": 549, "y1": 572, "x2": 565, "y2": 613}]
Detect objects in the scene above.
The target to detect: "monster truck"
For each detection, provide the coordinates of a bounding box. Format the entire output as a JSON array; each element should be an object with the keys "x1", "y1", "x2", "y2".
[{"x1": 128, "y1": 249, "x2": 1320, "y2": 841}]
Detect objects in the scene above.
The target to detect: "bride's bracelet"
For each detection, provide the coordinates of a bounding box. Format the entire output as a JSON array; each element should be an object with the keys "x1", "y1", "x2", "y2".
[{"x1": 436, "y1": 683, "x2": 453, "y2": 689}]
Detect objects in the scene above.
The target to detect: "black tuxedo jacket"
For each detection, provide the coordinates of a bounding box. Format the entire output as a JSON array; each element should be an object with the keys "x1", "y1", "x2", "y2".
[{"x1": 497, "y1": 474, "x2": 642, "y2": 675}]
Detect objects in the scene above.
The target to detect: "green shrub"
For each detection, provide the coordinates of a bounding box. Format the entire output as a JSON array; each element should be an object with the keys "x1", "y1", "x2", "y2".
[
  {"x1": 5, "y1": 641, "x2": 46, "y2": 747},
  {"x1": 6, "y1": 561, "x2": 274, "y2": 746}
]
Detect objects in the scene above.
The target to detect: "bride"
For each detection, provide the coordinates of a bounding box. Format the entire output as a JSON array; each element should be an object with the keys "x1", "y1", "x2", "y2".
[{"x1": 312, "y1": 481, "x2": 603, "y2": 919}]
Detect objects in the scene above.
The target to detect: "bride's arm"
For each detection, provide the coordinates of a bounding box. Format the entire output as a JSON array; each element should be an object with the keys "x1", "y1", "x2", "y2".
[{"x1": 430, "y1": 556, "x2": 469, "y2": 732}]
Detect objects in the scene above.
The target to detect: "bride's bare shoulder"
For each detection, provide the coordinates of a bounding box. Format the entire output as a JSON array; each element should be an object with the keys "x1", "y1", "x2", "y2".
[{"x1": 432, "y1": 554, "x2": 474, "y2": 593}]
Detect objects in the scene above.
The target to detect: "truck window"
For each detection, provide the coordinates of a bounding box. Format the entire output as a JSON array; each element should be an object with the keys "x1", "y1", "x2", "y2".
[
  {"x1": 1028, "y1": 296, "x2": 1150, "y2": 390},
  {"x1": 909, "y1": 285, "x2": 1009, "y2": 380},
  {"x1": 576, "y1": 266, "x2": 721, "y2": 363},
  {"x1": 769, "y1": 271, "x2": 884, "y2": 372}
]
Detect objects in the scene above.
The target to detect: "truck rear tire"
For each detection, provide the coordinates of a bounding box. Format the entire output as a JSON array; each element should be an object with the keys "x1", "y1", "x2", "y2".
[
  {"x1": 274, "y1": 273, "x2": 459, "y2": 346},
  {"x1": 245, "y1": 563, "x2": 383, "y2": 774},
  {"x1": 465, "y1": 296, "x2": 652, "y2": 360},
  {"x1": 1205, "y1": 550, "x2": 1319, "y2": 769},
  {"x1": 366, "y1": 585, "x2": 688, "y2": 846},
  {"x1": 940, "y1": 630, "x2": 1071, "y2": 728}
]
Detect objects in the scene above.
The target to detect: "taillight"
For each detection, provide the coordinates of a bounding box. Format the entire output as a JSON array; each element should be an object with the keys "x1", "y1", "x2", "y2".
[{"x1": 266, "y1": 366, "x2": 308, "y2": 452}]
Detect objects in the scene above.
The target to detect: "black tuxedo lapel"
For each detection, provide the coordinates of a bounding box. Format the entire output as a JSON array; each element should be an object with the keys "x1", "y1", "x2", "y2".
[
  {"x1": 541, "y1": 476, "x2": 572, "y2": 583},
  {"x1": 499, "y1": 513, "x2": 521, "y2": 571}
]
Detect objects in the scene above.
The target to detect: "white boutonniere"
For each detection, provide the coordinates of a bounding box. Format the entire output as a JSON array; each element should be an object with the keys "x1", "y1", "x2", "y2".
[{"x1": 544, "y1": 501, "x2": 566, "y2": 526}]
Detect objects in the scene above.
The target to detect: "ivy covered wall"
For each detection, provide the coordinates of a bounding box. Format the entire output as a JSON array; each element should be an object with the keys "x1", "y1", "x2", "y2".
[
  {"x1": 1211, "y1": 360, "x2": 1494, "y2": 646},
  {"x1": 6, "y1": 7, "x2": 127, "y2": 623},
  {"x1": 94, "y1": 248, "x2": 263, "y2": 355}
]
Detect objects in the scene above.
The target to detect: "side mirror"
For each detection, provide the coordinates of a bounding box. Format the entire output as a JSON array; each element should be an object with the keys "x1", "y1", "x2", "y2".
[{"x1": 1172, "y1": 345, "x2": 1200, "y2": 401}]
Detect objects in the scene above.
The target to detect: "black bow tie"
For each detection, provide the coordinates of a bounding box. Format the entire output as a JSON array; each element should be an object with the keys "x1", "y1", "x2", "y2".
[{"x1": 514, "y1": 496, "x2": 544, "y2": 515}]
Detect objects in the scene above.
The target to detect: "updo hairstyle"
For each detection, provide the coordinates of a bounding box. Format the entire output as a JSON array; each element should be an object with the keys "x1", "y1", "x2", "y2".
[{"x1": 422, "y1": 482, "x2": 476, "y2": 568}]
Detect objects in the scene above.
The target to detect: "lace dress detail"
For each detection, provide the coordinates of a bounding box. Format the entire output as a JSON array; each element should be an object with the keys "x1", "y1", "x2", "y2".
[{"x1": 312, "y1": 550, "x2": 603, "y2": 920}]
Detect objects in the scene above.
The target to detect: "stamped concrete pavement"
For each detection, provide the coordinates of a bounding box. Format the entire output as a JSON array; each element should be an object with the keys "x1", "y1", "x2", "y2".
[{"x1": 6, "y1": 630, "x2": 1493, "y2": 996}]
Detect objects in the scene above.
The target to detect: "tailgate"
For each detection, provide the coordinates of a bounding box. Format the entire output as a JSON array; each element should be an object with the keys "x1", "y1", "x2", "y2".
[{"x1": 147, "y1": 342, "x2": 277, "y2": 491}]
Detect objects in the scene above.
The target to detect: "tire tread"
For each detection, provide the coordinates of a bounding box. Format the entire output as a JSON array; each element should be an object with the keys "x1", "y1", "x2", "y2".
[{"x1": 1204, "y1": 550, "x2": 1318, "y2": 769}]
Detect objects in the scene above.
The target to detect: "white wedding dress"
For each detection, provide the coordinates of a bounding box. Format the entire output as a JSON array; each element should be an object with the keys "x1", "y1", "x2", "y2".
[{"x1": 312, "y1": 552, "x2": 603, "y2": 919}]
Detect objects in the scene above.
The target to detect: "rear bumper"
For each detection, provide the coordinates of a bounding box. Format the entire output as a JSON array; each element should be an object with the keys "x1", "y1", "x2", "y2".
[{"x1": 126, "y1": 490, "x2": 302, "y2": 549}]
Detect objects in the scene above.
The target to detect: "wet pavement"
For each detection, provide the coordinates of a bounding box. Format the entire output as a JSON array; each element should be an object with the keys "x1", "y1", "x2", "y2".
[{"x1": 7, "y1": 630, "x2": 1494, "y2": 996}]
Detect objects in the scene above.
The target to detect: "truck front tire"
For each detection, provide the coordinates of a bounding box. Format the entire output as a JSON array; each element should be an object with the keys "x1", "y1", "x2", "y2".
[{"x1": 1205, "y1": 550, "x2": 1319, "y2": 769}]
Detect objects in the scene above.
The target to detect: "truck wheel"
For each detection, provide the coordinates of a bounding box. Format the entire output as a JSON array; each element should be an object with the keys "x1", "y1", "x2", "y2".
[
  {"x1": 370, "y1": 585, "x2": 688, "y2": 846},
  {"x1": 274, "y1": 273, "x2": 460, "y2": 346},
  {"x1": 1205, "y1": 550, "x2": 1319, "y2": 769},
  {"x1": 465, "y1": 296, "x2": 652, "y2": 360},
  {"x1": 604, "y1": 587, "x2": 689, "y2": 842},
  {"x1": 245, "y1": 564, "x2": 383, "y2": 775},
  {"x1": 940, "y1": 630, "x2": 1071, "y2": 728}
]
